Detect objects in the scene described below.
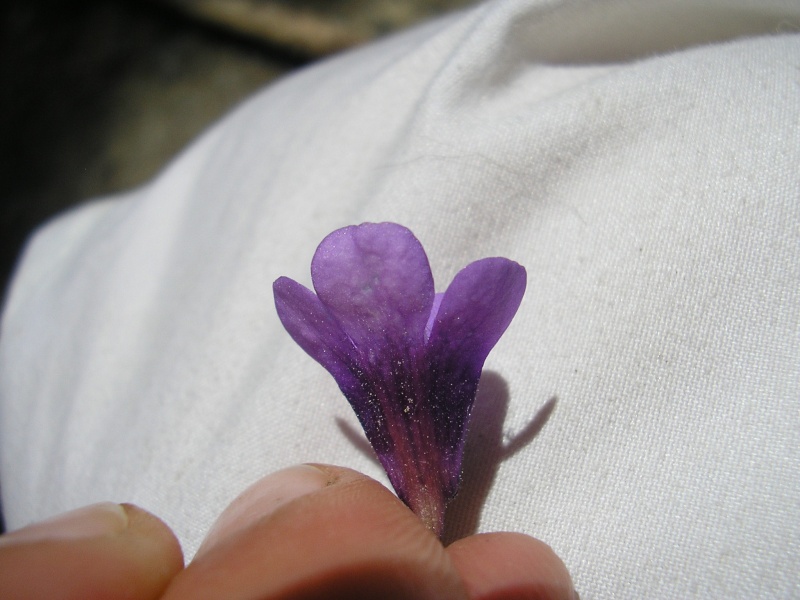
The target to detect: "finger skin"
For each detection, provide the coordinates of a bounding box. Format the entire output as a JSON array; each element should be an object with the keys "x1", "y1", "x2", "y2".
[
  {"x1": 447, "y1": 532, "x2": 576, "y2": 600},
  {"x1": 162, "y1": 466, "x2": 468, "y2": 600},
  {"x1": 0, "y1": 504, "x2": 183, "y2": 600}
]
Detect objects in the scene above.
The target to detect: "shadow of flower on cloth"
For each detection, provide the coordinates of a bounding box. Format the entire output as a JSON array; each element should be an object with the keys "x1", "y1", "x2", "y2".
[{"x1": 336, "y1": 370, "x2": 556, "y2": 544}]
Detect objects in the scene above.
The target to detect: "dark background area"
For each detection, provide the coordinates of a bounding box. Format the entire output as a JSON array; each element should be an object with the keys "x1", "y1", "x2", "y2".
[{"x1": 1, "y1": 0, "x2": 296, "y2": 300}]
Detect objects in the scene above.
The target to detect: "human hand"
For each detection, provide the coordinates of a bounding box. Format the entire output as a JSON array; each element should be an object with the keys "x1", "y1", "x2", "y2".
[{"x1": 0, "y1": 465, "x2": 576, "y2": 599}]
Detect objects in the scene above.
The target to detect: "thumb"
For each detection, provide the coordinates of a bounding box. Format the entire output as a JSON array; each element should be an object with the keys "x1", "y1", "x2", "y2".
[
  {"x1": 0, "y1": 503, "x2": 183, "y2": 600},
  {"x1": 163, "y1": 464, "x2": 467, "y2": 600}
]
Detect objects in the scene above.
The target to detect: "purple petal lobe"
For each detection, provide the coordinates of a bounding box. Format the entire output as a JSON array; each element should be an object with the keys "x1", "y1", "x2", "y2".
[
  {"x1": 310, "y1": 223, "x2": 435, "y2": 353},
  {"x1": 274, "y1": 275, "x2": 408, "y2": 463},
  {"x1": 273, "y1": 276, "x2": 361, "y2": 395},
  {"x1": 430, "y1": 258, "x2": 527, "y2": 367},
  {"x1": 426, "y1": 258, "x2": 527, "y2": 496}
]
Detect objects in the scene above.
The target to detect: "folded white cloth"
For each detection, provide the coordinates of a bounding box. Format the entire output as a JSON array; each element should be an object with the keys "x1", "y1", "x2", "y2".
[{"x1": 2, "y1": 0, "x2": 798, "y2": 596}]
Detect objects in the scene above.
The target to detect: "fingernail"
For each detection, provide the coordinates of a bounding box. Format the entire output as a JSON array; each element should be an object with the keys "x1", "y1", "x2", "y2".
[
  {"x1": 196, "y1": 464, "x2": 330, "y2": 557},
  {"x1": 0, "y1": 502, "x2": 128, "y2": 547}
]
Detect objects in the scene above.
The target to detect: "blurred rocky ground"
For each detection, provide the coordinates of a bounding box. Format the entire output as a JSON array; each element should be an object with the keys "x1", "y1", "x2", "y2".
[{"x1": 0, "y1": 0, "x2": 477, "y2": 297}]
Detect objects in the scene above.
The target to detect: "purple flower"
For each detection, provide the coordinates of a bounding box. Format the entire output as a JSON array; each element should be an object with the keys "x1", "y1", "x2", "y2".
[{"x1": 273, "y1": 223, "x2": 526, "y2": 536}]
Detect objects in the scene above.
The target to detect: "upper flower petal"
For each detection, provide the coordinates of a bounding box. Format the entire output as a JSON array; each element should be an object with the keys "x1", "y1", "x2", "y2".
[
  {"x1": 310, "y1": 223, "x2": 435, "y2": 355},
  {"x1": 429, "y1": 257, "x2": 527, "y2": 368},
  {"x1": 426, "y1": 258, "x2": 527, "y2": 494},
  {"x1": 273, "y1": 276, "x2": 362, "y2": 396}
]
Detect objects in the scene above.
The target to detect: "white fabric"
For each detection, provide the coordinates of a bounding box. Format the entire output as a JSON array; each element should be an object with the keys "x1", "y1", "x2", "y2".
[{"x1": 2, "y1": 0, "x2": 799, "y2": 596}]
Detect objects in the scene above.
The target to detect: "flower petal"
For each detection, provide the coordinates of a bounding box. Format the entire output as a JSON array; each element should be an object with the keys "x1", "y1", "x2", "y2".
[
  {"x1": 273, "y1": 276, "x2": 399, "y2": 461},
  {"x1": 430, "y1": 257, "x2": 527, "y2": 367},
  {"x1": 426, "y1": 257, "x2": 527, "y2": 495},
  {"x1": 273, "y1": 276, "x2": 362, "y2": 395},
  {"x1": 310, "y1": 223, "x2": 435, "y2": 354}
]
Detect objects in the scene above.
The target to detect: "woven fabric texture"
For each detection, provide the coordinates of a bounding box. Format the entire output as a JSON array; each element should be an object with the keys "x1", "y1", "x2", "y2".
[{"x1": 2, "y1": 0, "x2": 799, "y2": 597}]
